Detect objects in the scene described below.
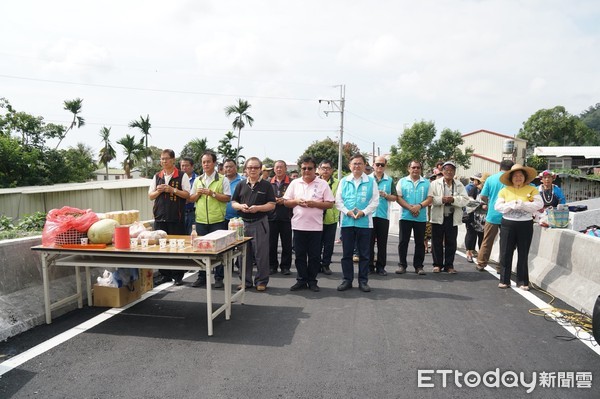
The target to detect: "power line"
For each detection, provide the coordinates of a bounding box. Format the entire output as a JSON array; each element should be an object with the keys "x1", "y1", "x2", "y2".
[{"x1": 0, "y1": 74, "x2": 318, "y2": 102}]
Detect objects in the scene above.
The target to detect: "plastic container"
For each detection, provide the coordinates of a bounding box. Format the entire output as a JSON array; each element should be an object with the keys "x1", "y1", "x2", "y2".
[{"x1": 114, "y1": 226, "x2": 131, "y2": 249}]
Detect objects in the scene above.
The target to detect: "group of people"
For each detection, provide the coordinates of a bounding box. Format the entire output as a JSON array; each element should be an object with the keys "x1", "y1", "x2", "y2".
[{"x1": 149, "y1": 148, "x2": 564, "y2": 294}]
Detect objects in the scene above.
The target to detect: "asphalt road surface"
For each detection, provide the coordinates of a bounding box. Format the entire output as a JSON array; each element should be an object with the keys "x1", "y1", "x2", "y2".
[{"x1": 1, "y1": 235, "x2": 599, "y2": 399}]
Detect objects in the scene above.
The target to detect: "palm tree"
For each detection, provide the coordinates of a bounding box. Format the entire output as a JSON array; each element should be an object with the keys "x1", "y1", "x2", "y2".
[
  {"x1": 180, "y1": 138, "x2": 212, "y2": 166},
  {"x1": 224, "y1": 99, "x2": 254, "y2": 166},
  {"x1": 128, "y1": 115, "x2": 151, "y2": 172},
  {"x1": 55, "y1": 98, "x2": 85, "y2": 149},
  {"x1": 117, "y1": 134, "x2": 144, "y2": 179},
  {"x1": 98, "y1": 126, "x2": 116, "y2": 180}
]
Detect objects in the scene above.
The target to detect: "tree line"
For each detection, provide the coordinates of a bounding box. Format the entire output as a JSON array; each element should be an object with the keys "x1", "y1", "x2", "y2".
[{"x1": 1, "y1": 95, "x2": 599, "y2": 189}]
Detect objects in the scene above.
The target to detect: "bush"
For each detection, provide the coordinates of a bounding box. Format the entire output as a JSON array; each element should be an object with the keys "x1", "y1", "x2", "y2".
[
  {"x1": 0, "y1": 212, "x2": 46, "y2": 240},
  {"x1": 17, "y1": 212, "x2": 46, "y2": 231}
]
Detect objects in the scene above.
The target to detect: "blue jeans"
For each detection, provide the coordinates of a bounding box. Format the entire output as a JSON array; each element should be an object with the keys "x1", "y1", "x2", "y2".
[
  {"x1": 293, "y1": 230, "x2": 322, "y2": 284},
  {"x1": 341, "y1": 226, "x2": 371, "y2": 285},
  {"x1": 195, "y1": 221, "x2": 228, "y2": 282}
]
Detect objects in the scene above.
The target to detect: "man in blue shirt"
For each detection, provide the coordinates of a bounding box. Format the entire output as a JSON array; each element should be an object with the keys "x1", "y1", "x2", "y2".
[
  {"x1": 476, "y1": 160, "x2": 514, "y2": 272},
  {"x1": 395, "y1": 160, "x2": 432, "y2": 275}
]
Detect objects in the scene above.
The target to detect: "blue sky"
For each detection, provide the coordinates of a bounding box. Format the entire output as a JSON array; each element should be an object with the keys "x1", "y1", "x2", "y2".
[{"x1": 1, "y1": 0, "x2": 599, "y2": 166}]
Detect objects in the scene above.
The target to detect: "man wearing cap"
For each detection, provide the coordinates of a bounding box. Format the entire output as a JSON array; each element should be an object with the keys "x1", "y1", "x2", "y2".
[
  {"x1": 476, "y1": 159, "x2": 514, "y2": 272},
  {"x1": 261, "y1": 165, "x2": 273, "y2": 180},
  {"x1": 369, "y1": 156, "x2": 397, "y2": 276},
  {"x1": 396, "y1": 160, "x2": 432, "y2": 275},
  {"x1": 269, "y1": 160, "x2": 293, "y2": 275},
  {"x1": 427, "y1": 161, "x2": 469, "y2": 274}
]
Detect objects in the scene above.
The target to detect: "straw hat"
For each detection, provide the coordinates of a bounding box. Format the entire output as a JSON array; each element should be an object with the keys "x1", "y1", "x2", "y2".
[
  {"x1": 480, "y1": 172, "x2": 491, "y2": 184},
  {"x1": 500, "y1": 164, "x2": 537, "y2": 186}
]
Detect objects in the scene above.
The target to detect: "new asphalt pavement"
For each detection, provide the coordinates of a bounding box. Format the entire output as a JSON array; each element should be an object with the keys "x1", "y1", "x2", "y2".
[{"x1": 1, "y1": 235, "x2": 599, "y2": 398}]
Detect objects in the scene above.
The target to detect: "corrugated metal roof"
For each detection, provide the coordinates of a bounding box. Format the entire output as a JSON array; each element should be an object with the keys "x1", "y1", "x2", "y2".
[
  {"x1": 0, "y1": 178, "x2": 152, "y2": 195},
  {"x1": 534, "y1": 146, "x2": 600, "y2": 159}
]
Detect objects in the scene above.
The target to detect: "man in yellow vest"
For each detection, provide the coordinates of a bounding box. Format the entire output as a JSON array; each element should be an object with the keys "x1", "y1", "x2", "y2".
[{"x1": 189, "y1": 151, "x2": 231, "y2": 288}]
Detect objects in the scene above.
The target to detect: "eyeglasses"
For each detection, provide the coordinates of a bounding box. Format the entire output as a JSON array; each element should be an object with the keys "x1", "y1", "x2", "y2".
[
  {"x1": 246, "y1": 166, "x2": 260, "y2": 170},
  {"x1": 301, "y1": 167, "x2": 314, "y2": 171},
  {"x1": 320, "y1": 166, "x2": 332, "y2": 170},
  {"x1": 410, "y1": 166, "x2": 421, "y2": 169},
  {"x1": 375, "y1": 163, "x2": 386, "y2": 167}
]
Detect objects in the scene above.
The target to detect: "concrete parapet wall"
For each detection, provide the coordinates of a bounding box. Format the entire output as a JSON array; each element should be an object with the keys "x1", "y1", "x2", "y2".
[{"x1": 528, "y1": 226, "x2": 600, "y2": 315}]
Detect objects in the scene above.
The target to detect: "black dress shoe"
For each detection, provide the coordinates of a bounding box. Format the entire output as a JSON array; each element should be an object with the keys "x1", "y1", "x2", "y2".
[
  {"x1": 290, "y1": 281, "x2": 308, "y2": 291},
  {"x1": 191, "y1": 278, "x2": 206, "y2": 287},
  {"x1": 321, "y1": 265, "x2": 332, "y2": 275},
  {"x1": 269, "y1": 268, "x2": 277, "y2": 275},
  {"x1": 337, "y1": 280, "x2": 352, "y2": 291},
  {"x1": 173, "y1": 278, "x2": 183, "y2": 286},
  {"x1": 281, "y1": 269, "x2": 291, "y2": 275},
  {"x1": 376, "y1": 269, "x2": 388, "y2": 276},
  {"x1": 359, "y1": 283, "x2": 371, "y2": 292},
  {"x1": 308, "y1": 283, "x2": 320, "y2": 292},
  {"x1": 214, "y1": 280, "x2": 224, "y2": 289}
]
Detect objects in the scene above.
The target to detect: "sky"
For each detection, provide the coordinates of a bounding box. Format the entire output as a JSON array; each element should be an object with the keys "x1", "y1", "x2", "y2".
[{"x1": 2, "y1": 0, "x2": 599, "y2": 168}]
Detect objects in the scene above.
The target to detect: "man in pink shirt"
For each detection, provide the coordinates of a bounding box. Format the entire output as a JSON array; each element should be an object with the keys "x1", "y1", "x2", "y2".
[{"x1": 284, "y1": 156, "x2": 335, "y2": 292}]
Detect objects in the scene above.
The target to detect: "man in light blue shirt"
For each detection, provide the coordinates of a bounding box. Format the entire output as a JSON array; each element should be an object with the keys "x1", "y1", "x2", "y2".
[
  {"x1": 476, "y1": 159, "x2": 514, "y2": 271},
  {"x1": 395, "y1": 160, "x2": 432, "y2": 275}
]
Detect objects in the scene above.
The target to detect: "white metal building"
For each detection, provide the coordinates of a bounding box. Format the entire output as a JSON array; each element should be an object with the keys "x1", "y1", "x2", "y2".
[{"x1": 458, "y1": 129, "x2": 527, "y2": 178}]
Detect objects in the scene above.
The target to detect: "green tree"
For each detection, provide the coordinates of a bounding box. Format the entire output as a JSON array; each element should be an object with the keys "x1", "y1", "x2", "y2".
[
  {"x1": 217, "y1": 131, "x2": 240, "y2": 162},
  {"x1": 428, "y1": 128, "x2": 473, "y2": 169},
  {"x1": 117, "y1": 134, "x2": 144, "y2": 179},
  {"x1": 98, "y1": 126, "x2": 116, "y2": 180},
  {"x1": 0, "y1": 135, "x2": 33, "y2": 188},
  {"x1": 55, "y1": 98, "x2": 85, "y2": 149},
  {"x1": 388, "y1": 121, "x2": 472, "y2": 174},
  {"x1": 128, "y1": 114, "x2": 152, "y2": 173},
  {"x1": 297, "y1": 137, "x2": 362, "y2": 174},
  {"x1": 517, "y1": 106, "x2": 597, "y2": 152},
  {"x1": 63, "y1": 143, "x2": 97, "y2": 182},
  {"x1": 579, "y1": 103, "x2": 600, "y2": 137},
  {"x1": 224, "y1": 99, "x2": 254, "y2": 164},
  {"x1": 180, "y1": 138, "x2": 212, "y2": 167},
  {"x1": 139, "y1": 145, "x2": 163, "y2": 177}
]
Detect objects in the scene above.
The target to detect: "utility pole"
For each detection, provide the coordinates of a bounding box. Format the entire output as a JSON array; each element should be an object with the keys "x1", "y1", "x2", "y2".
[{"x1": 319, "y1": 85, "x2": 345, "y2": 180}]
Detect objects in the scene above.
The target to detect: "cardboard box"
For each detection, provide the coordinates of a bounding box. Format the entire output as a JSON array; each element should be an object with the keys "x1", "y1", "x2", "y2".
[
  {"x1": 192, "y1": 230, "x2": 236, "y2": 252},
  {"x1": 139, "y1": 268, "x2": 154, "y2": 294},
  {"x1": 93, "y1": 279, "x2": 141, "y2": 307}
]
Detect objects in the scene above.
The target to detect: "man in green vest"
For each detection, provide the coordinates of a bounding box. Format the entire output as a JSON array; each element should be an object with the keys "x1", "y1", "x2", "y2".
[
  {"x1": 189, "y1": 151, "x2": 231, "y2": 288},
  {"x1": 318, "y1": 159, "x2": 339, "y2": 275}
]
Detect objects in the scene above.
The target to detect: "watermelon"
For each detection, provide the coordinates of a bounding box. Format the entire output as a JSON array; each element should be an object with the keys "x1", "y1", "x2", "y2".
[{"x1": 87, "y1": 219, "x2": 120, "y2": 244}]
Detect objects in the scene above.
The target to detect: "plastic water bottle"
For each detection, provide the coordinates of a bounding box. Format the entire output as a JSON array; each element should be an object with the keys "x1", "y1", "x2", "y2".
[
  {"x1": 237, "y1": 218, "x2": 245, "y2": 241},
  {"x1": 190, "y1": 224, "x2": 198, "y2": 247}
]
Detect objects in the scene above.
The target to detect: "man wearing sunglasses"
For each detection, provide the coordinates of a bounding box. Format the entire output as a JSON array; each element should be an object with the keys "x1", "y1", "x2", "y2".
[
  {"x1": 283, "y1": 157, "x2": 335, "y2": 292},
  {"x1": 369, "y1": 156, "x2": 397, "y2": 276}
]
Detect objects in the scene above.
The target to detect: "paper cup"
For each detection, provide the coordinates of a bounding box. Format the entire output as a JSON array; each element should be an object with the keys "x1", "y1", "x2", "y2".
[
  {"x1": 159, "y1": 238, "x2": 167, "y2": 249},
  {"x1": 80, "y1": 238, "x2": 88, "y2": 245},
  {"x1": 177, "y1": 239, "x2": 186, "y2": 249},
  {"x1": 140, "y1": 238, "x2": 149, "y2": 248},
  {"x1": 169, "y1": 239, "x2": 177, "y2": 249},
  {"x1": 130, "y1": 238, "x2": 138, "y2": 248}
]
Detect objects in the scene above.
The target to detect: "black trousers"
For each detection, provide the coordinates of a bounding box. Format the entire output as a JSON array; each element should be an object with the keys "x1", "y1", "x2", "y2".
[
  {"x1": 269, "y1": 220, "x2": 292, "y2": 271},
  {"x1": 464, "y1": 224, "x2": 484, "y2": 251},
  {"x1": 499, "y1": 219, "x2": 533, "y2": 286},
  {"x1": 369, "y1": 217, "x2": 390, "y2": 271},
  {"x1": 398, "y1": 220, "x2": 426, "y2": 270},
  {"x1": 154, "y1": 220, "x2": 186, "y2": 281},
  {"x1": 431, "y1": 215, "x2": 457, "y2": 271},
  {"x1": 320, "y1": 223, "x2": 337, "y2": 267}
]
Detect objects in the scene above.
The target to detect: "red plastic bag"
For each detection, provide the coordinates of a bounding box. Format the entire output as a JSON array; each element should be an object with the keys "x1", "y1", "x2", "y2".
[{"x1": 42, "y1": 206, "x2": 99, "y2": 247}]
